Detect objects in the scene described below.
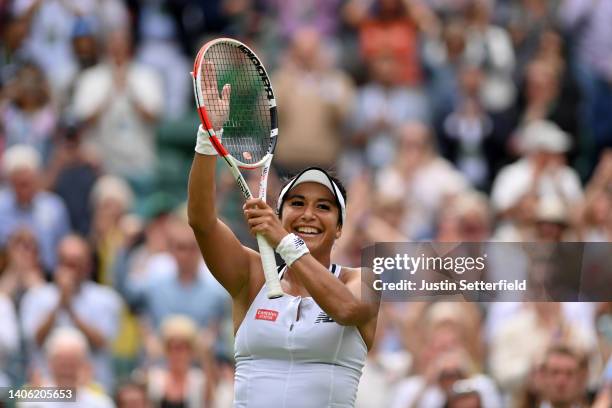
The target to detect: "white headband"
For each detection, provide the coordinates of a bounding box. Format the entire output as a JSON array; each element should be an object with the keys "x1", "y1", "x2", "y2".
[{"x1": 277, "y1": 167, "x2": 346, "y2": 224}]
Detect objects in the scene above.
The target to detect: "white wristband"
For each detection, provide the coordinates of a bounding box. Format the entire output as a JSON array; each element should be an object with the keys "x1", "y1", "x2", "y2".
[
  {"x1": 276, "y1": 233, "x2": 310, "y2": 267},
  {"x1": 194, "y1": 125, "x2": 223, "y2": 156}
]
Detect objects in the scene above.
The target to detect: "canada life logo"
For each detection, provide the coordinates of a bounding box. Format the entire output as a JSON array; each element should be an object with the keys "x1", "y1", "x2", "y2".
[{"x1": 255, "y1": 309, "x2": 279, "y2": 322}]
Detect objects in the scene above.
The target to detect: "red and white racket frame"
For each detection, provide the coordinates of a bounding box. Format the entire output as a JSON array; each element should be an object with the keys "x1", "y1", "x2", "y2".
[{"x1": 192, "y1": 38, "x2": 283, "y2": 299}]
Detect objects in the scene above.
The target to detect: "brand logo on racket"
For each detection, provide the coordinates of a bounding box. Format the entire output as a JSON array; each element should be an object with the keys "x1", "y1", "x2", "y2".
[
  {"x1": 237, "y1": 45, "x2": 274, "y2": 100},
  {"x1": 255, "y1": 309, "x2": 279, "y2": 322},
  {"x1": 236, "y1": 177, "x2": 250, "y2": 197}
]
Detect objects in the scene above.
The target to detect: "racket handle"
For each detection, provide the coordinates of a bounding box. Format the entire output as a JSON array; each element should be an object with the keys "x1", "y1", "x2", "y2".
[{"x1": 257, "y1": 234, "x2": 284, "y2": 299}]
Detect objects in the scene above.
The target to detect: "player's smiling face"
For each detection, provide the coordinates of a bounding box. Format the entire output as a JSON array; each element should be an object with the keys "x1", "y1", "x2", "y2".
[{"x1": 281, "y1": 182, "x2": 342, "y2": 253}]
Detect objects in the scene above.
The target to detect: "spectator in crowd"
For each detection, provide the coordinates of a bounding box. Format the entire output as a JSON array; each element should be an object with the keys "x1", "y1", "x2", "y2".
[
  {"x1": 18, "y1": 327, "x2": 114, "y2": 408},
  {"x1": 10, "y1": 0, "x2": 128, "y2": 98},
  {"x1": 115, "y1": 379, "x2": 151, "y2": 408},
  {"x1": 514, "y1": 357, "x2": 548, "y2": 408},
  {"x1": 346, "y1": 0, "x2": 429, "y2": 86},
  {"x1": 116, "y1": 216, "x2": 229, "y2": 359},
  {"x1": 389, "y1": 347, "x2": 501, "y2": 408},
  {"x1": 0, "y1": 227, "x2": 44, "y2": 304},
  {"x1": 422, "y1": 16, "x2": 471, "y2": 122},
  {"x1": 147, "y1": 315, "x2": 215, "y2": 407},
  {"x1": 537, "y1": 344, "x2": 591, "y2": 408},
  {"x1": 0, "y1": 11, "x2": 29, "y2": 89},
  {"x1": 0, "y1": 291, "x2": 18, "y2": 387},
  {"x1": 446, "y1": 379, "x2": 485, "y2": 408},
  {"x1": 43, "y1": 117, "x2": 101, "y2": 237},
  {"x1": 87, "y1": 175, "x2": 140, "y2": 380},
  {"x1": 463, "y1": 0, "x2": 516, "y2": 113},
  {"x1": 72, "y1": 27, "x2": 164, "y2": 200},
  {"x1": 377, "y1": 121, "x2": 470, "y2": 239},
  {"x1": 404, "y1": 302, "x2": 484, "y2": 373},
  {"x1": 578, "y1": 149, "x2": 612, "y2": 241},
  {"x1": 436, "y1": 190, "x2": 492, "y2": 242},
  {"x1": 488, "y1": 302, "x2": 595, "y2": 398},
  {"x1": 114, "y1": 205, "x2": 174, "y2": 287},
  {"x1": 59, "y1": 17, "x2": 102, "y2": 110},
  {"x1": 532, "y1": 196, "x2": 574, "y2": 242},
  {"x1": 135, "y1": 3, "x2": 191, "y2": 121},
  {"x1": 504, "y1": 0, "x2": 558, "y2": 75},
  {"x1": 491, "y1": 120, "x2": 583, "y2": 241},
  {"x1": 89, "y1": 175, "x2": 135, "y2": 286},
  {"x1": 345, "y1": 52, "x2": 430, "y2": 175},
  {"x1": 0, "y1": 62, "x2": 56, "y2": 158},
  {"x1": 559, "y1": 0, "x2": 612, "y2": 167},
  {"x1": 331, "y1": 173, "x2": 373, "y2": 266},
  {"x1": 334, "y1": 172, "x2": 409, "y2": 266},
  {"x1": 0, "y1": 145, "x2": 71, "y2": 273},
  {"x1": 20, "y1": 235, "x2": 122, "y2": 391},
  {"x1": 355, "y1": 303, "x2": 412, "y2": 408},
  {"x1": 265, "y1": 0, "x2": 344, "y2": 42},
  {"x1": 439, "y1": 64, "x2": 496, "y2": 189},
  {"x1": 512, "y1": 57, "x2": 580, "y2": 159},
  {"x1": 272, "y1": 27, "x2": 355, "y2": 175}
]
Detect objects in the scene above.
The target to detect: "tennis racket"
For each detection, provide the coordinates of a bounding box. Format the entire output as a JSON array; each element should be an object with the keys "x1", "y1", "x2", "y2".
[{"x1": 191, "y1": 38, "x2": 283, "y2": 299}]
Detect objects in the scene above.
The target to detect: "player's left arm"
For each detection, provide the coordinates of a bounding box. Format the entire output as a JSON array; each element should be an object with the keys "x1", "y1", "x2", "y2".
[
  {"x1": 291, "y1": 258, "x2": 379, "y2": 328},
  {"x1": 244, "y1": 199, "x2": 379, "y2": 328}
]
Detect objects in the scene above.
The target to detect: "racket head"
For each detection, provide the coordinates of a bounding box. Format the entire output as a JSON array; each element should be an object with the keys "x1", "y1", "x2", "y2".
[{"x1": 193, "y1": 38, "x2": 278, "y2": 169}]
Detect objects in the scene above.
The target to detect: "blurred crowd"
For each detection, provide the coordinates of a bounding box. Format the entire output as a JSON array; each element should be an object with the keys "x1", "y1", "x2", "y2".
[{"x1": 0, "y1": 0, "x2": 611, "y2": 407}]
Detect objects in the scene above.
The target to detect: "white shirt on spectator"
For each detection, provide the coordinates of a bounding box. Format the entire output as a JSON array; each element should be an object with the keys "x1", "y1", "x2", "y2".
[
  {"x1": 17, "y1": 385, "x2": 114, "y2": 408},
  {"x1": 490, "y1": 158, "x2": 583, "y2": 213},
  {"x1": 377, "y1": 157, "x2": 470, "y2": 238},
  {"x1": 488, "y1": 305, "x2": 596, "y2": 392},
  {"x1": 389, "y1": 374, "x2": 502, "y2": 408},
  {"x1": 20, "y1": 282, "x2": 122, "y2": 391},
  {"x1": 13, "y1": 0, "x2": 128, "y2": 96},
  {"x1": 72, "y1": 62, "x2": 163, "y2": 178}
]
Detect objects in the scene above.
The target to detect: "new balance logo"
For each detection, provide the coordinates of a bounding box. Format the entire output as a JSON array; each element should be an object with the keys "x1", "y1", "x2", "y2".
[
  {"x1": 294, "y1": 236, "x2": 305, "y2": 247},
  {"x1": 314, "y1": 311, "x2": 334, "y2": 323}
]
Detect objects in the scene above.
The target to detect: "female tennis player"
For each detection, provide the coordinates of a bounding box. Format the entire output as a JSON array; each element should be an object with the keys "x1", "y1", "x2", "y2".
[{"x1": 187, "y1": 100, "x2": 378, "y2": 408}]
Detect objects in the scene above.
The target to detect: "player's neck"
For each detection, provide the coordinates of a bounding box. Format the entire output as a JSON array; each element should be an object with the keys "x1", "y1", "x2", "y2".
[{"x1": 311, "y1": 249, "x2": 332, "y2": 270}]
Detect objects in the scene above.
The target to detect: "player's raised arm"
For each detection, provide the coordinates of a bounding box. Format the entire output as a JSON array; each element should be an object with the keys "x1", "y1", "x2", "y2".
[
  {"x1": 188, "y1": 38, "x2": 282, "y2": 300},
  {"x1": 187, "y1": 58, "x2": 251, "y2": 298}
]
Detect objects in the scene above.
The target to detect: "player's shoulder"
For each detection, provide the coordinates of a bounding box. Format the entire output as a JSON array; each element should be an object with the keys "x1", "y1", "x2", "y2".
[{"x1": 337, "y1": 265, "x2": 361, "y2": 282}]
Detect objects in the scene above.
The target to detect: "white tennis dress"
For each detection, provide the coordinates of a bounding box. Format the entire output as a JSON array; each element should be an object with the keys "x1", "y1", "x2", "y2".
[{"x1": 234, "y1": 264, "x2": 367, "y2": 408}]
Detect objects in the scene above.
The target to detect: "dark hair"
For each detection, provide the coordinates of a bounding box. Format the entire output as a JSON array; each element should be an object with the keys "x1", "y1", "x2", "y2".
[
  {"x1": 277, "y1": 169, "x2": 347, "y2": 225},
  {"x1": 543, "y1": 344, "x2": 588, "y2": 369},
  {"x1": 114, "y1": 379, "x2": 148, "y2": 406}
]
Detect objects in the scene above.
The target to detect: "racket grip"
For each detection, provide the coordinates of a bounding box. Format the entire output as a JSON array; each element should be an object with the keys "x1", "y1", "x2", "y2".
[{"x1": 257, "y1": 234, "x2": 284, "y2": 299}]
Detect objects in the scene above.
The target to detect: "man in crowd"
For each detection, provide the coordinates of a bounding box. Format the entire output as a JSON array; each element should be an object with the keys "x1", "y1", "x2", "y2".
[
  {"x1": 0, "y1": 145, "x2": 71, "y2": 273},
  {"x1": 18, "y1": 327, "x2": 115, "y2": 408},
  {"x1": 538, "y1": 344, "x2": 590, "y2": 408},
  {"x1": 116, "y1": 216, "x2": 230, "y2": 359},
  {"x1": 20, "y1": 235, "x2": 122, "y2": 391}
]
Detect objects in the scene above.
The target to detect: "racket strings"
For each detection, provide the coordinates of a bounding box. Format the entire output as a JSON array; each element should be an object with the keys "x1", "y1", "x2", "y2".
[{"x1": 201, "y1": 43, "x2": 271, "y2": 164}]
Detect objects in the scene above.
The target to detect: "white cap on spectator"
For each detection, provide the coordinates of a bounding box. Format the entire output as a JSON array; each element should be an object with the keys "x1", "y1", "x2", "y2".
[
  {"x1": 91, "y1": 175, "x2": 134, "y2": 210},
  {"x1": 2, "y1": 144, "x2": 41, "y2": 175},
  {"x1": 535, "y1": 196, "x2": 568, "y2": 224},
  {"x1": 426, "y1": 302, "x2": 464, "y2": 325},
  {"x1": 520, "y1": 120, "x2": 571, "y2": 153},
  {"x1": 161, "y1": 315, "x2": 198, "y2": 345},
  {"x1": 45, "y1": 327, "x2": 89, "y2": 358}
]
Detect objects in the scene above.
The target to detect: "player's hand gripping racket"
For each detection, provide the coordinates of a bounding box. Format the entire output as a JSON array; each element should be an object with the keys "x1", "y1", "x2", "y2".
[{"x1": 192, "y1": 38, "x2": 283, "y2": 299}]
